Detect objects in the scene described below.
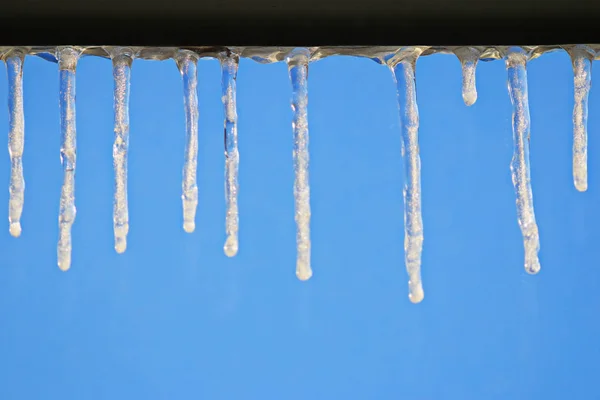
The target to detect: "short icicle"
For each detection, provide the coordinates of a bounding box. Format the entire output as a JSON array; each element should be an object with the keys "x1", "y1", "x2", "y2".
[
  {"x1": 569, "y1": 45, "x2": 594, "y2": 192},
  {"x1": 5, "y1": 48, "x2": 26, "y2": 237},
  {"x1": 505, "y1": 47, "x2": 541, "y2": 274},
  {"x1": 108, "y1": 47, "x2": 134, "y2": 253},
  {"x1": 175, "y1": 50, "x2": 199, "y2": 233},
  {"x1": 57, "y1": 47, "x2": 81, "y2": 271},
  {"x1": 454, "y1": 47, "x2": 481, "y2": 106},
  {"x1": 286, "y1": 48, "x2": 312, "y2": 281},
  {"x1": 220, "y1": 50, "x2": 240, "y2": 257},
  {"x1": 389, "y1": 47, "x2": 425, "y2": 303}
]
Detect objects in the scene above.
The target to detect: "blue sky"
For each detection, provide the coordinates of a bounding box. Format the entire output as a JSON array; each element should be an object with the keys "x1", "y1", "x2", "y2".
[{"x1": 1, "y1": 49, "x2": 599, "y2": 399}]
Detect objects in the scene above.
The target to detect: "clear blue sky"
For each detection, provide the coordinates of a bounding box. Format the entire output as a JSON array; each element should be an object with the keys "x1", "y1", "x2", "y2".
[{"x1": 1, "y1": 50, "x2": 599, "y2": 399}]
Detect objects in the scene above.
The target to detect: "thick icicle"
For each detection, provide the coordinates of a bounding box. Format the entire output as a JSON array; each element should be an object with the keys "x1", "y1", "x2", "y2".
[
  {"x1": 57, "y1": 47, "x2": 80, "y2": 271},
  {"x1": 454, "y1": 47, "x2": 480, "y2": 106},
  {"x1": 5, "y1": 48, "x2": 26, "y2": 237},
  {"x1": 286, "y1": 48, "x2": 312, "y2": 281},
  {"x1": 220, "y1": 51, "x2": 240, "y2": 257},
  {"x1": 389, "y1": 48, "x2": 425, "y2": 303},
  {"x1": 569, "y1": 45, "x2": 594, "y2": 192},
  {"x1": 109, "y1": 48, "x2": 133, "y2": 253},
  {"x1": 175, "y1": 50, "x2": 199, "y2": 233},
  {"x1": 505, "y1": 47, "x2": 541, "y2": 275}
]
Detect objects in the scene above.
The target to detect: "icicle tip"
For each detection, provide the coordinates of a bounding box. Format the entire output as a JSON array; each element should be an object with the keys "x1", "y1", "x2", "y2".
[
  {"x1": 9, "y1": 222, "x2": 22, "y2": 238},
  {"x1": 463, "y1": 90, "x2": 477, "y2": 107},
  {"x1": 408, "y1": 281, "x2": 424, "y2": 303},
  {"x1": 183, "y1": 221, "x2": 195, "y2": 233},
  {"x1": 224, "y1": 235, "x2": 238, "y2": 257},
  {"x1": 115, "y1": 237, "x2": 127, "y2": 254},
  {"x1": 296, "y1": 267, "x2": 313, "y2": 281},
  {"x1": 57, "y1": 257, "x2": 71, "y2": 272}
]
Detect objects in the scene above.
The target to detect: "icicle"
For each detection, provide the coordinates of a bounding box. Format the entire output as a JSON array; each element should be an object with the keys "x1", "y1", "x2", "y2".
[
  {"x1": 57, "y1": 47, "x2": 81, "y2": 271},
  {"x1": 108, "y1": 47, "x2": 133, "y2": 253},
  {"x1": 175, "y1": 50, "x2": 199, "y2": 233},
  {"x1": 389, "y1": 48, "x2": 425, "y2": 303},
  {"x1": 569, "y1": 45, "x2": 594, "y2": 192},
  {"x1": 505, "y1": 47, "x2": 541, "y2": 275},
  {"x1": 5, "y1": 48, "x2": 26, "y2": 237},
  {"x1": 286, "y1": 48, "x2": 312, "y2": 281},
  {"x1": 454, "y1": 47, "x2": 481, "y2": 106},
  {"x1": 220, "y1": 50, "x2": 240, "y2": 257}
]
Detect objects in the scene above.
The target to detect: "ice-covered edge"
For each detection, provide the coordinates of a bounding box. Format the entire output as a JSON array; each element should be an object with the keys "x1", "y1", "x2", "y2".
[{"x1": 1, "y1": 45, "x2": 599, "y2": 64}]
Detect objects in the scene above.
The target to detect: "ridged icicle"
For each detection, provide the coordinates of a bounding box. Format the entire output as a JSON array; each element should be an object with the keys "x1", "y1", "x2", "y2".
[
  {"x1": 175, "y1": 50, "x2": 200, "y2": 234},
  {"x1": 286, "y1": 48, "x2": 313, "y2": 281},
  {"x1": 568, "y1": 45, "x2": 595, "y2": 192},
  {"x1": 56, "y1": 47, "x2": 81, "y2": 271},
  {"x1": 505, "y1": 47, "x2": 541, "y2": 275},
  {"x1": 220, "y1": 50, "x2": 241, "y2": 257},
  {"x1": 389, "y1": 47, "x2": 425, "y2": 303},
  {"x1": 107, "y1": 47, "x2": 134, "y2": 253},
  {"x1": 5, "y1": 48, "x2": 26, "y2": 238}
]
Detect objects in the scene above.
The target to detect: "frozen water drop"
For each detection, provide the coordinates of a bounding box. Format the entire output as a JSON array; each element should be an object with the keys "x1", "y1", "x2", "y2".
[
  {"x1": 454, "y1": 47, "x2": 480, "y2": 106},
  {"x1": 183, "y1": 221, "x2": 195, "y2": 233},
  {"x1": 224, "y1": 235, "x2": 238, "y2": 257},
  {"x1": 9, "y1": 222, "x2": 21, "y2": 238}
]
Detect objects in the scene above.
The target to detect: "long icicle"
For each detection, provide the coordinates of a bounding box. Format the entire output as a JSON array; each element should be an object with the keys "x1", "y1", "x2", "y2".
[
  {"x1": 390, "y1": 48, "x2": 425, "y2": 303},
  {"x1": 506, "y1": 47, "x2": 541, "y2": 275},
  {"x1": 5, "y1": 48, "x2": 26, "y2": 238},
  {"x1": 175, "y1": 50, "x2": 199, "y2": 233},
  {"x1": 220, "y1": 50, "x2": 240, "y2": 257},
  {"x1": 287, "y1": 48, "x2": 312, "y2": 281},
  {"x1": 57, "y1": 47, "x2": 81, "y2": 271},
  {"x1": 569, "y1": 45, "x2": 594, "y2": 192},
  {"x1": 109, "y1": 47, "x2": 133, "y2": 253},
  {"x1": 454, "y1": 47, "x2": 481, "y2": 106}
]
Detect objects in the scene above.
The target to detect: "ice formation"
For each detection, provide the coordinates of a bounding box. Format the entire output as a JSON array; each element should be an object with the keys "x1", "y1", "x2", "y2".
[
  {"x1": 220, "y1": 50, "x2": 240, "y2": 258},
  {"x1": 5, "y1": 48, "x2": 25, "y2": 238},
  {"x1": 505, "y1": 47, "x2": 541, "y2": 275},
  {"x1": 287, "y1": 48, "x2": 313, "y2": 281},
  {"x1": 389, "y1": 48, "x2": 425, "y2": 303},
  {"x1": 2, "y1": 45, "x2": 594, "y2": 300},
  {"x1": 175, "y1": 50, "x2": 200, "y2": 234},
  {"x1": 454, "y1": 47, "x2": 480, "y2": 106},
  {"x1": 108, "y1": 47, "x2": 133, "y2": 254},
  {"x1": 56, "y1": 47, "x2": 81, "y2": 271},
  {"x1": 569, "y1": 45, "x2": 594, "y2": 192}
]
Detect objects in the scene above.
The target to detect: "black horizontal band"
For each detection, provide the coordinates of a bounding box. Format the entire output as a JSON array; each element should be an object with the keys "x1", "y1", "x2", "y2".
[{"x1": 0, "y1": 1, "x2": 597, "y2": 46}]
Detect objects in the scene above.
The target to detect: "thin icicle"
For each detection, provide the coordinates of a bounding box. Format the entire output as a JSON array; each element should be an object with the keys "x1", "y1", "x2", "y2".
[
  {"x1": 569, "y1": 45, "x2": 594, "y2": 192},
  {"x1": 220, "y1": 51, "x2": 240, "y2": 257},
  {"x1": 108, "y1": 47, "x2": 133, "y2": 253},
  {"x1": 175, "y1": 50, "x2": 199, "y2": 233},
  {"x1": 57, "y1": 47, "x2": 80, "y2": 271},
  {"x1": 286, "y1": 48, "x2": 312, "y2": 281},
  {"x1": 506, "y1": 47, "x2": 541, "y2": 275},
  {"x1": 454, "y1": 47, "x2": 481, "y2": 106},
  {"x1": 5, "y1": 48, "x2": 26, "y2": 237},
  {"x1": 389, "y1": 48, "x2": 425, "y2": 303}
]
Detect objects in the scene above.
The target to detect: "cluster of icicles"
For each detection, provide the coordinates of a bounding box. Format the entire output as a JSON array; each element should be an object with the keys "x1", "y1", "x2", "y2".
[{"x1": 2, "y1": 45, "x2": 595, "y2": 303}]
